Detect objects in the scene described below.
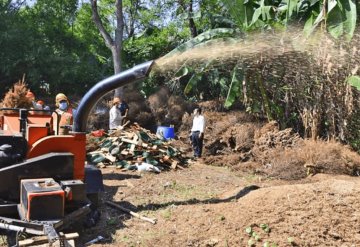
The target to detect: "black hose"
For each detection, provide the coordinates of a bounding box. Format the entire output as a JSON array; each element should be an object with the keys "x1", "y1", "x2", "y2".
[{"x1": 73, "y1": 60, "x2": 154, "y2": 133}]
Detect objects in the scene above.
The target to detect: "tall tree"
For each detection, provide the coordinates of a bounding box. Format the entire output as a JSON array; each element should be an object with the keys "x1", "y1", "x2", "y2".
[
  {"x1": 177, "y1": 0, "x2": 198, "y2": 37},
  {"x1": 91, "y1": 0, "x2": 124, "y2": 96}
]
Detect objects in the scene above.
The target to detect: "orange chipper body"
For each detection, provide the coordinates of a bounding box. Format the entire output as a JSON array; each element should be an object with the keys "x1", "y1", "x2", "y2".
[{"x1": 0, "y1": 112, "x2": 86, "y2": 180}]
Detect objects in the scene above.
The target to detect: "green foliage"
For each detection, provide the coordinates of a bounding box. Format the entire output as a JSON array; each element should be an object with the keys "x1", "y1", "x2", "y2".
[
  {"x1": 287, "y1": 237, "x2": 294, "y2": 244},
  {"x1": 224, "y1": 66, "x2": 243, "y2": 108},
  {"x1": 260, "y1": 223, "x2": 270, "y2": 233},
  {"x1": 346, "y1": 107, "x2": 360, "y2": 154},
  {"x1": 347, "y1": 75, "x2": 360, "y2": 90},
  {"x1": 223, "y1": 0, "x2": 253, "y2": 29},
  {"x1": 301, "y1": 0, "x2": 357, "y2": 39},
  {"x1": 0, "y1": 0, "x2": 110, "y2": 97},
  {"x1": 184, "y1": 61, "x2": 212, "y2": 95},
  {"x1": 124, "y1": 24, "x2": 182, "y2": 66},
  {"x1": 165, "y1": 28, "x2": 238, "y2": 57},
  {"x1": 327, "y1": 0, "x2": 357, "y2": 40},
  {"x1": 245, "y1": 226, "x2": 253, "y2": 235},
  {"x1": 244, "y1": 224, "x2": 278, "y2": 247},
  {"x1": 341, "y1": 0, "x2": 357, "y2": 40}
]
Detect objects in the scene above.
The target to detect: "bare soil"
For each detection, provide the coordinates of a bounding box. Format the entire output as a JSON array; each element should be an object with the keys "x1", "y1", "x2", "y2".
[
  {"x1": 77, "y1": 105, "x2": 360, "y2": 247},
  {"x1": 81, "y1": 166, "x2": 360, "y2": 247}
]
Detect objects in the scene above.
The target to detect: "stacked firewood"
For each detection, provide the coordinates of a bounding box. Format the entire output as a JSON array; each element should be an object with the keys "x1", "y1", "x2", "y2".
[{"x1": 86, "y1": 123, "x2": 188, "y2": 172}]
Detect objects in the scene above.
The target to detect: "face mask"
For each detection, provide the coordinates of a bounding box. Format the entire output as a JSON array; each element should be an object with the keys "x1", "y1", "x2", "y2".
[{"x1": 59, "y1": 102, "x2": 68, "y2": 111}]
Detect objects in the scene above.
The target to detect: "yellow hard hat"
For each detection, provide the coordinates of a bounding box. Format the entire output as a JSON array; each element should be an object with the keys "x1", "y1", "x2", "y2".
[{"x1": 55, "y1": 93, "x2": 68, "y2": 107}]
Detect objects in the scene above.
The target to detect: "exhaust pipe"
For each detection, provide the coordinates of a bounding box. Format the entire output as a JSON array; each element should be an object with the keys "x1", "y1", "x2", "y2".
[{"x1": 73, "y1": 60, "x2": 154, "y2": 133}]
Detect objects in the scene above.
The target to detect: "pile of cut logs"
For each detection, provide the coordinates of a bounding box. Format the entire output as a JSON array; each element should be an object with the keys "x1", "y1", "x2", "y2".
[{"x1": 86, "y1": 123, "x2": 188, "y2": 172}]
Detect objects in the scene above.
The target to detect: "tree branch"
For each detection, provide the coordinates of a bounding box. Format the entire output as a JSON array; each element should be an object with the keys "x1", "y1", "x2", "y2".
[{"x1": 91, "y1": 0, "x2": 114, "y2": 48}]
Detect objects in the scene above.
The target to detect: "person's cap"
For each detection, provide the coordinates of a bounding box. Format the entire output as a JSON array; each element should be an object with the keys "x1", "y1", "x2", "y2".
[
  {"x1": 55, "y1": 93, "x2": 68, "y2": 106},
  {"x1": 56, "y1": 93, "x2": 68, "y2": 102},
  {"x1": 113, "y1": 97, "x2": 120, "y2": 105}
]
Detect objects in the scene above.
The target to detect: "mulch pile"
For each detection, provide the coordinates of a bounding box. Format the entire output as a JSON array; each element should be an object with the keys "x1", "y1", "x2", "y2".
[{"x1": 176, "y1": 107, "x2": 360, "y2": 180}]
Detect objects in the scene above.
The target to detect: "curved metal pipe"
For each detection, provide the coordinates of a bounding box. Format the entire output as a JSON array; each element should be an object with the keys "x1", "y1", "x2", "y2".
[{"x1": 73, "y1": 60, "x2": 154, "y2": 132}]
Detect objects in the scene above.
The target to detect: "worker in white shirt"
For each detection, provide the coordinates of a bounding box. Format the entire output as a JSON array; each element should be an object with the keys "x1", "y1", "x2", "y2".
[
  {"x1": 190, "y1": 107, "x2": 205, "y2": 159},
  {"x1": 109, "y1": 97, "x2": 122, "y2": 130}
]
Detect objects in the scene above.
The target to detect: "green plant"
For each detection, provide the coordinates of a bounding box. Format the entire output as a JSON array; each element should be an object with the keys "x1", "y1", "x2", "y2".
[
  {"x1": 287, "y1": 237, "x2": 295, "y2": 245},
  {"x1": 245, "y1": 226, "x2": 253, "y2": 235},
  {"x1": 106, "y1": 217, "x2": 117, "y2": 225},
  {"x1": 162, "y1": 208, "x2": 172, "y2": 219},
  {"x1": 260, "y1": 223, "x2": 271, "y2": 233},
  {"x1": 248, "y1": 239, "x2": 255, "y2": 247},
  {"x1": 253, "y1": 233, "x2": 261, "y2": 241}
]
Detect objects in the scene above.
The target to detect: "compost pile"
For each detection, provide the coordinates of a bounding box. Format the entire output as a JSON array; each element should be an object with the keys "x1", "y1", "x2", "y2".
[
  {"x1": 86, "y1": 123, "x2": 189, "y2": 173},
  {"x1": 174, "y1": 105, "x2": 360, "y2": 180}
]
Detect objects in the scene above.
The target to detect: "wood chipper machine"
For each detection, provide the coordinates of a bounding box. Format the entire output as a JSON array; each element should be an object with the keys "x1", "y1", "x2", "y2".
[{"x1": 0, "y1": 61, "x2": 154, "y2": 245}]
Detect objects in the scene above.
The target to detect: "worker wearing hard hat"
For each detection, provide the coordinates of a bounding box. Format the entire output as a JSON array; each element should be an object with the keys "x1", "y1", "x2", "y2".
[
  {"x1": 54, "y1": 93, "x2": 76, "y2": 135},
  {"x1": 109, "y1": 97, "x2": 122, "y2": 130}
]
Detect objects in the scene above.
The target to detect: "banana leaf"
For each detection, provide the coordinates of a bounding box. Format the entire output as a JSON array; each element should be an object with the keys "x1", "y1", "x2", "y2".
[
  {"x1": 165, "y1": 28, "x2": 236, "y2": 57},
  {"x1": 341, "y1": 0, "x2": 357, "y2": 41},
  {"x1": 225, "y1": 66, "x2": 243, "y2": 108},
  {"x1": 184, "y1": 60, "x2": 212, "y2": 95},
  {"x1": 347, "y1": 75, "x2": 360, "y2": 90},
  {"x1": 184, "y1": 74, "x2": 202, "y2": 95},
  {"x1": 174, "y1": 66, "x2": 190, "y2": 79}
]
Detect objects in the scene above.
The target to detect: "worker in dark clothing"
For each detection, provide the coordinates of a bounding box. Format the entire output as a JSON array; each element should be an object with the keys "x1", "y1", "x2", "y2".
[
  {"x1": 117, "y1": 97, "x2": 129, "y2": 124},
  {"x1": 118, "y1": 97, "x2": 129, "y2": 116}
]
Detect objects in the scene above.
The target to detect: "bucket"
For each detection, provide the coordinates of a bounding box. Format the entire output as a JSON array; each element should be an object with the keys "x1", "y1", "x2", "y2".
[{"x1": 156, "y1": 126, "x2": 175, "y2": 140}]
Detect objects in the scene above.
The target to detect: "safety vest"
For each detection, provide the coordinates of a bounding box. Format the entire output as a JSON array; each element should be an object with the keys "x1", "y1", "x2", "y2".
[{"x1": 55, "y1": 108, "x2": 73, "y2": 126}]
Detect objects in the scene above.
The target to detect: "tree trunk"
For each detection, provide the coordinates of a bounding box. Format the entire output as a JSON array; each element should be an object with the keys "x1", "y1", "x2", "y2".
[
  {"x1": 188, "y1": 0, "x2": 198, "y2": 38},
  {"x1": 178, "y1": 0, "x2": 198, "y2": 38},
  {"x1": 91, "y1": 0, "x2": 124, "y2": 97},
  {"x1": 112, "y1": 46, "x2": 123, "y2": 97}
]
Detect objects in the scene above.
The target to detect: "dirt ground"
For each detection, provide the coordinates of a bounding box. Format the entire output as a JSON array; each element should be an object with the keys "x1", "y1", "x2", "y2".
[
  {"x1": 77, "y1": 105, "x2": 360, "y2": 247},
  {"x1": 80, "y1": 165, "x2": 360, "y2": 247}
]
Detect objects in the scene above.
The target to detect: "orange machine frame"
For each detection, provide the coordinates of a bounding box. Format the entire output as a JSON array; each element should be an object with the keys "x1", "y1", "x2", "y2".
[{"x1": 0, "y1": 112, "x2": 86, "y2": 180}]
